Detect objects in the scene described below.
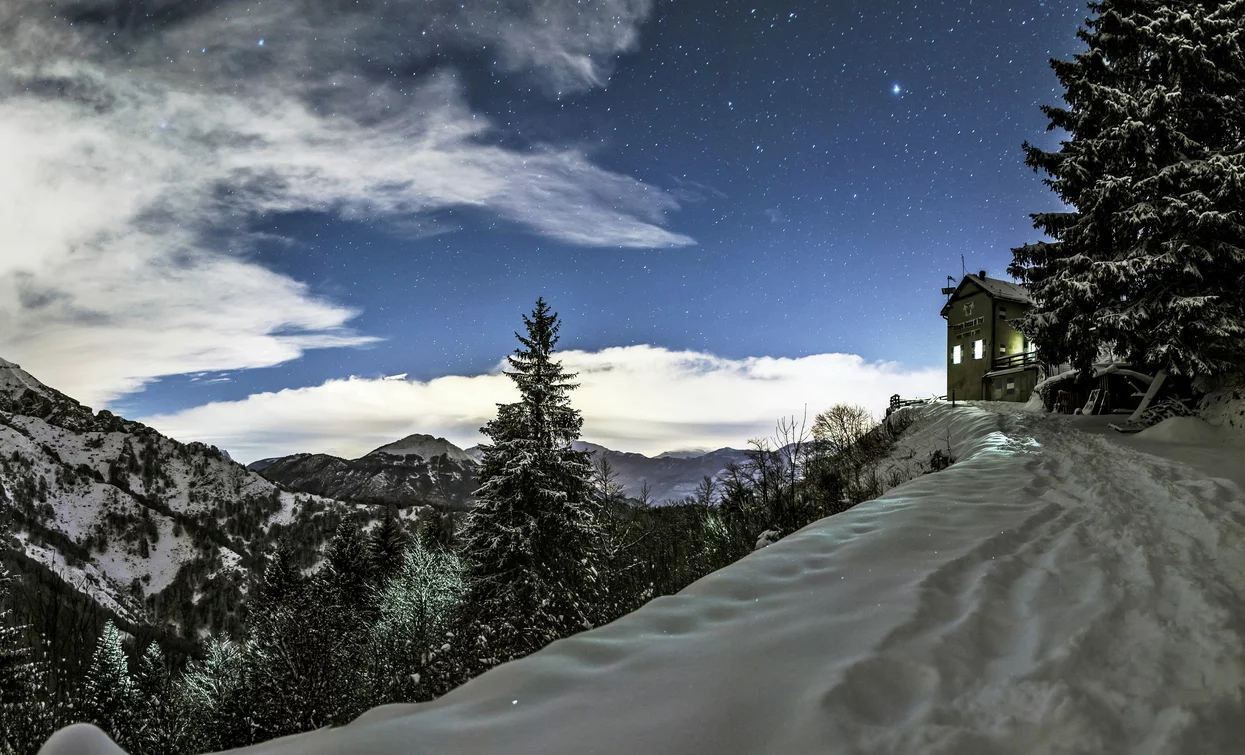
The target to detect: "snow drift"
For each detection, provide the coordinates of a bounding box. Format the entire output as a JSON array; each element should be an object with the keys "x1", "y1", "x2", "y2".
[{"x1": 41, "y1": 403, "x2": 1245, "y2": 755}]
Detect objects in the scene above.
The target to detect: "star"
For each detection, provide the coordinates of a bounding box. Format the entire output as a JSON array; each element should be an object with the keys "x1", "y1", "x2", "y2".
[{"x1": 891, "y1": 83, "x2": 902, "y2": 95}]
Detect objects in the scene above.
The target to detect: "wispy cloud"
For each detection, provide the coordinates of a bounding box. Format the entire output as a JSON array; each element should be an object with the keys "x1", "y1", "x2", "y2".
[
  {"x1": 141, "y1": 345, "x2": 944, "y2": 463},
  {"x1": 0, "y1": 0, "x2": 684, "y2": 406}
]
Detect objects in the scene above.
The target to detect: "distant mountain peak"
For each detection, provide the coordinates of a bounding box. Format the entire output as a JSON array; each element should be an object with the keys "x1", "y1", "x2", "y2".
[
  {"x1": 365, "y1": 433, "x2": 474, "y2": 463},
  {"x1": 0, "y1": 356, "x2": 51, "y2": 400},
  {"x1": 654, "y1": 448, "x2": 714, "y2": 459},
  {"x1": 571, "y1": 440, "x2": 616, "y2": 455}
]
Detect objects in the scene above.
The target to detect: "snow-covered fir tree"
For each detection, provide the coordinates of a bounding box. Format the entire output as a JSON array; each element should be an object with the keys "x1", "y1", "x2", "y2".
[
  {"x1": 131, "y1": 643, "x2": 176, "y2": 755},
  {"x1": 0, "y1": 562, "x2": 30, "y2": 711},
  {"x1": 322, "y1": 520, "x2": 373, "y2": 611},
  {"x1": 460, "y1": 298, "x2": 605, "y2": 663},
  {"x1": 259, "y1": 542, "x2": 303, "y2": 605},
  {"x1": 80, "y1": 621, "x2": 136, "y2": 745},
  {"x1": 368, "y1": 508, "x2": 408, "y2": 581},
  {"x1": 244, "y1": 530, "x2": 367, "y2": 742},
  {"x1": 0, "y1": 560, "x2": 54, "y2": 755},
  {"x1": 1010, "y1": 0, "x2": 1245, "y2": 377}
]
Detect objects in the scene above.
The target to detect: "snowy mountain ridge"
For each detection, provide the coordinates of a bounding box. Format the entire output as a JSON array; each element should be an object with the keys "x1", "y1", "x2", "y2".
[
  {"x1": 249, "y1": 448, "x2": 479, "y2": 511},
  {"x1": 256, "y1": 436, "x2": 751, "y2": 510},
  {"x1": 0, "y1": 358, "x2": 370, "y2": 641}
]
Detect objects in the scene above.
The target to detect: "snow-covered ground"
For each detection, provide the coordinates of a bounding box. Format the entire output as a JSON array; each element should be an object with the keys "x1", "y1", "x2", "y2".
[{"x1": 45, "y1": 402, "x2": 1245, "y2": 755}]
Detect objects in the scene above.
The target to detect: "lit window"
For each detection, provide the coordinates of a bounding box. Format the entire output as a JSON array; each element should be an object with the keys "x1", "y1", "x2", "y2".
[
  {"x1": 973, "y1": 340, "x2": 984, "y2": 360},
  {"x1": 952, "y1": 345, "x2": 962, "y2": 364}
]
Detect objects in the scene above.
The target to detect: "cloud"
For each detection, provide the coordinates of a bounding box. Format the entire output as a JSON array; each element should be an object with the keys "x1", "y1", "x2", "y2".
[
  {"x1": 140, "y1": 345, "x2": 945, "y2": 463},
  {"x1": 0, "y1": 0, "x2": 685, "y2": 406}
]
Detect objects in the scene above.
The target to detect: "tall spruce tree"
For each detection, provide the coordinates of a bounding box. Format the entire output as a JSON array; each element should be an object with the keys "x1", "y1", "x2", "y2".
[
  {"x1": 243, "y1": 527, "x2": 370, "y2": 741},
  {"x1": 368, "y1": 508, "x2": 408, "y2": 581},
  {"x1": 0, "y1": 560, "x2": 54, "y2": 755},
  {"x1": 1010, "y1": 0, "x2": 1245, "y2": 377},
  {"x1": 80, "y1": 621, "x2": 136, "y2": 745},
  {"x1": 259, "y1": 542, "x2": 303, "y2": 605},
  {"x1": 322, "y1": 520, "x2": 376, "y2": 622},
  {"x1": 131, "y1": 643, "x2": 176, "y2": 755},
  {"x1": 460, "y1": 298, "x2": 604, "y2": 663}
]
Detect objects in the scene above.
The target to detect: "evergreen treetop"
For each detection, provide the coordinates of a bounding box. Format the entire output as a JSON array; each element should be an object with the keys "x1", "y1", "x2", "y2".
[
  {"x1": 1010, "y1": 0, "x2": 1245, "y2": 377},
  {"x1": 260, "y1": 541, "x2": 303, "y2": 605},
  {"x1": 81, "y1": 620, "x2": 136, "y2": 743},
  {"x1": 322, "y1": 520, "x2": 373, "y2": 602},
  {"x1": 368, "y1": 508, "x2": 407, "y2": 581}
]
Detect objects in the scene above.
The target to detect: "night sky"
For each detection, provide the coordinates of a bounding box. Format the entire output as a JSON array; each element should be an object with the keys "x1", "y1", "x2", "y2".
[{"x1": 1, "y1": 0, "x2": 1087, "y2": 460}]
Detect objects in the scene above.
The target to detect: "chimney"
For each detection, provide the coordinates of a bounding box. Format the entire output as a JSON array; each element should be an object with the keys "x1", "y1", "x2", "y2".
[{"x1": 978, "y1": 270, "x2": 987, "y2": 278}]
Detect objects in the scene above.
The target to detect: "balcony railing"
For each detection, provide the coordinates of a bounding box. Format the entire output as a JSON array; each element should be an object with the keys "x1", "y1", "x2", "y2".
[{"x1": 992, "y1": 352, "x2": 1039, "y2": 371}]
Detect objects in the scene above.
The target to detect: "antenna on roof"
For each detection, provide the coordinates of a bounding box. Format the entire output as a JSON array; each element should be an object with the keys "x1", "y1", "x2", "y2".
[{"x1": 960, "y1": 254, "x2": 966, "y2": 278}]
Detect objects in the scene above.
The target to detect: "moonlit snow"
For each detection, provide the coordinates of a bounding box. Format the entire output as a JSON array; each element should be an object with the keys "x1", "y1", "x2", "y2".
[{"x1": 43, "y1": 403, "x2": 1245, "y2": 755}]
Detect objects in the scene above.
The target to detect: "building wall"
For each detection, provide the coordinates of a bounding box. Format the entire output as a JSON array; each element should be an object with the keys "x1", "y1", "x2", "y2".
[
  {"x1": 945, "y1": 288, "x2": 993, "y2": 400},
  {"x1": 987, "y1": 368, "x2": 1038, "y2": 402},
  {"x1": 993, "y1": 302, "x2": 1029, "y2": 360}
]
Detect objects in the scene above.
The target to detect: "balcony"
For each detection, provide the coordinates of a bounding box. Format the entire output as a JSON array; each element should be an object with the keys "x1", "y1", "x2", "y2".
[{"x1": 992, "y1": 352, "x2": 1039, "y2": 371}]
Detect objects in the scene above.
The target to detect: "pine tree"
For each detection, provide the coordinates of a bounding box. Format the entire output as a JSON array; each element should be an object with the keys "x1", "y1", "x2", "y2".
[
  {"x1": 242, "y1": 526, "x2": 373, "y2": 740},
  {"x1": 419, "y1": 510, "x2": 456, "y2": 552},
  {"x1": 368, "y1": 508, "x2": 407, "y2": 582},
  {"x1": 460, "y1": 298, "x2": 604, "y2": 664},
  {"x1": 1010, "y1": 0, "x2": 1245, "y2": 377},
  {"x1": 0, "y1": 560, "x2": 54, "y2": 755},
  {"x1": 323, "y1": 520, "x2": 373, "y2": 602},
  {"x1": 0, "y1": 563, "x2": 30, "y2": 713},
  {"x1": 131, "y1": 643, "x2": 176, "y2": 755},
  {"x1": 80, "y1": 620, "x2": 136, "y2": 745},
  {"x1": 259, "y1": 542, "x2": 303, "y2": 605}
]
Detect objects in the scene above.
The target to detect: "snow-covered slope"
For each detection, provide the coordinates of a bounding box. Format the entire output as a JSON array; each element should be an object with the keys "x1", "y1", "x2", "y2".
[
  {"x1": 48, "y1": 401, "x2": 1245, "y2": 754},
  {"x1": 0, "y1": 358, "x2": 363, "y2": 638}
]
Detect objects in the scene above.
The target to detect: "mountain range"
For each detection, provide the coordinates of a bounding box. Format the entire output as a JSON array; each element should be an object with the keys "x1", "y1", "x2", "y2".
[
  {"x1": 248, "y1": 434, "x2": 479, "y2": 511},
  {"x1": 250, "y1": 436, "x2": 750, "y2": 508},
  {"x1": 0, "y1": 354, "x2": 753, "y2": 665},
  {"x1": 0, "y1": 357, "x2": 403, "y2": 656},
  {"x1": 568, "y1": 442, "x2": 751, "y2": 503}
]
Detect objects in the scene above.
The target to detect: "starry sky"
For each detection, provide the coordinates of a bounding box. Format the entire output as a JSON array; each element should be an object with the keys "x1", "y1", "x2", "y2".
[{"x1": 0, "y1": 0, "x2": 1087, "y2": 460}]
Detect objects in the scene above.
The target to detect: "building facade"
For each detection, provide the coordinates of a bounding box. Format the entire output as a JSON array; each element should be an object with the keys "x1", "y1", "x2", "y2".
[{"x1": 940, "y1": 272, "x2": 1038, "y2": 402}]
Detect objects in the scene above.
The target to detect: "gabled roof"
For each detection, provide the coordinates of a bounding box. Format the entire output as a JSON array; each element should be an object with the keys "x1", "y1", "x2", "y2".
[{"x1": 939, "y1": 274, "x2": 1031, "y2": 316}]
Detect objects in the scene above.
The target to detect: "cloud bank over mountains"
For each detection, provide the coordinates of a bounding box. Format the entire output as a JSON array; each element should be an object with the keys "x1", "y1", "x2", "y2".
[
  {"x1": 0, "y1": 0, "x2": 686, "y2": 405},
  {"x1": 142, "y1": 346, "x2": 944, "y2": 462}
]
